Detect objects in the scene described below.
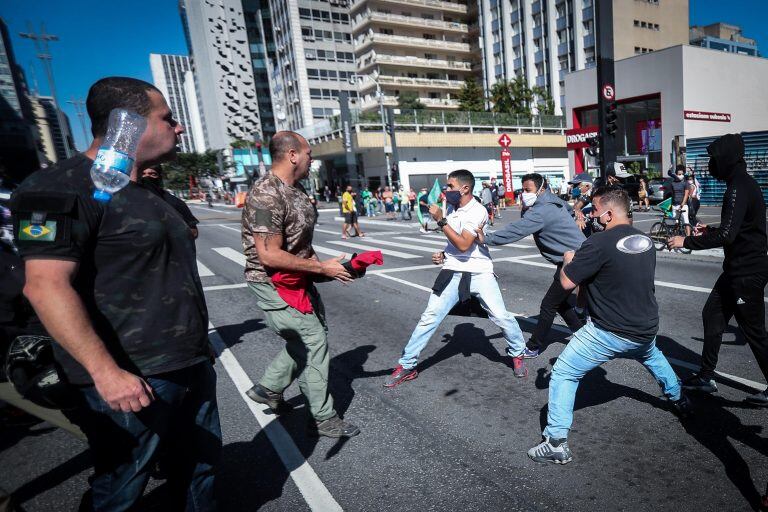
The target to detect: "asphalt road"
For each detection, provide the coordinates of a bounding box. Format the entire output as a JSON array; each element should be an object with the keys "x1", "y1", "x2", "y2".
[{"x1": 1, "y1": 202, "x2": 767, "y2": 511}]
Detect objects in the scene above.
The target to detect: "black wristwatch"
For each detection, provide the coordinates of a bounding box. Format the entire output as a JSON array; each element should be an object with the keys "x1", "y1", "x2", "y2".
[{"x1": 437, "y1": 218, "x2": 448, "y2": 228}]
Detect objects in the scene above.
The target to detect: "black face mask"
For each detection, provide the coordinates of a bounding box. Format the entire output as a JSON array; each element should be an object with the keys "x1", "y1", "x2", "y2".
[{"x1": 140, "y1": 176, "x2": 163, "y2": 190}]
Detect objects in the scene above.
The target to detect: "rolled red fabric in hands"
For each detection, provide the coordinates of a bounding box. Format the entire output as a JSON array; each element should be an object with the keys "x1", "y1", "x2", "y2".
[
  {"x1": 270, "y1": 272, "x2": 313, "y2": 313},
  {"x1": 349, "y1": 250, "x2": 384, "y2": 271}
]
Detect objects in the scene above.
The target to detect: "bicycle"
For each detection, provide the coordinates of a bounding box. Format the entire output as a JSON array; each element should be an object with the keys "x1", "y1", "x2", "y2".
[{"x1": 648, "y1": 206, "x2": 693, "y2": 254}]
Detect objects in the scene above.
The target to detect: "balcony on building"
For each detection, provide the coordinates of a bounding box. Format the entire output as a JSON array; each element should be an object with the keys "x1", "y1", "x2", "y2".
[
  {"x1": 533, "y1": 25, "x2": 543, "y2": 39},
  {"x1": 557, "y1": 41, "x2": 569, "y2": 56},
  {"x1": 352, "y1": 10, "x2": 469, "y2": 35},
  {"x1": 532, "y1": 1, "x2": 541, "y2": 15},
  {"x1": 513, "y1": 57, "x2": 523, "y2": 70},
  {"x1": 350, "y1": 0, "x2": 468, "y2": 16},
  {"x1": 356, "y1": 52, "x2": 473, "y2": 72},
  {"x1": 510, "y1": 9, "x2": 520, "y2": 23},
  {"x1": 535, "y1": 75, "x2": 546, "y2": 87},
  {"x1": 556, "y1": 16, "x2": 567, "y2": 31},
  {"x1": 582, "y1": 6, "x2": 593, "y2": 21},
  {"x1": 583, "y1": 33, "x2": 595, "y2": 49},
  {"x1": 534, "y1": 49, "x2": 544, "y2": 64},
  {"x1": 512, "y1": 33, "x2": 522, "y2": 47},
  {"x1": 355, "y1": 32, "x2": 472, "y2": 54},
  {"x1": 358, "y1": 74, "x2": 464, "y2": 94}
]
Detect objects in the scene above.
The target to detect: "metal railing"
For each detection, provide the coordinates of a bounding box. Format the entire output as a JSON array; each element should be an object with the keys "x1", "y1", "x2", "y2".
[
  {"x1": 353, "y1": 10, "x2": 468, "y2": 32},
  {"x1": 350, "y1": 0, "x2": 468, "y2": 13},
  {"x1": 358, "y1": 52, "x2": 473, "y2": 71},
  {"x1": 356, "y1": 32, "x2": 471, "y2": 52},
  {"x1": 306, "y1": 109, "x2": 566, "y2": 145},
  {"x1": 358, "y1": 75, "x2": 465, "y2": 91}
]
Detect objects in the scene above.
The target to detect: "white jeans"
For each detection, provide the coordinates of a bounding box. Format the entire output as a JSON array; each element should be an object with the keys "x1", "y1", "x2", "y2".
[{"x1": 674, "y1": 204, "x2": 689, "y2": 225}]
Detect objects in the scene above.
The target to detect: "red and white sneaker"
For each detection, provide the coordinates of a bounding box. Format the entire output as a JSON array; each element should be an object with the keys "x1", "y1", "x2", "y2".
[
  {"x1": 511, "y1": 355, "x2": 528, "y2": 378},
  {"x1": 384, "y1": 365, "x2": 418, "y2": 388}
]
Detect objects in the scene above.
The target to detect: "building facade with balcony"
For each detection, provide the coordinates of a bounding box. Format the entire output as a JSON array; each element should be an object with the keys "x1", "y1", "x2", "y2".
[
  {"x1": 267, "y1": 0, "x2": 358, "y2": 131},
  {"x1": 477, "y1": 0, "x2": 688, "y2": 116},
  {"x1": 351, "y1": 0, "x2": 475, "y2": 111},
  {"x1": 29, "y1": 95, "x2": 76, "y2": 164}
]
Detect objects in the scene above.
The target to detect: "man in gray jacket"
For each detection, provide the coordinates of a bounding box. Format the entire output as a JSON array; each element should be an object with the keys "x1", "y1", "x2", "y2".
[{"x1": 478, "y1": 173, "x2": 586, "y2": 358}]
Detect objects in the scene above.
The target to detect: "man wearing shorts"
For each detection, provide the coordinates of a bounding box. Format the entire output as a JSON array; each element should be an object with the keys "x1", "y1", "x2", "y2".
[{"x1": 342, "y1": 185, "x2": 364, "y2": 239}]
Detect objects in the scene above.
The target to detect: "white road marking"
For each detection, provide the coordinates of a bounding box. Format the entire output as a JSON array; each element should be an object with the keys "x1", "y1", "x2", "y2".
[
  {"x1": 371, "y1": 274, "x2": 767, "y2": 391},
  {"x1": 312, "y1": 245, "x2": 347, "y2": 257},
  {"x1": 208, "y1": 322, "x2": 343, "y2": 512},
  {"x1": 327, "y1": 240, "x2": 420, "y2": 259},
  {"x1": 197, "y1": 260, "x2": 214, "y2": 277},
  {"x1": 334, "y1": 216, "x2": 420, "y2": 229},
  {"x1": 350, "y1": 238, "x2": 447, "y2": 253},
  {"x1": 217, "y1": 224, "x2": 241, "y2": 233},
  {"x1": 189, "y1": 205, "x2": 240, "y2": 215},
  {"x1": 392, "y1": 237, "x2": 502, "y2": 252},
  {"x1": 212, "y1": 247, "x2": 246, "y2": 266},
  {"x1": 204, "y1": 283, "x2": 248, "y2": 291}
]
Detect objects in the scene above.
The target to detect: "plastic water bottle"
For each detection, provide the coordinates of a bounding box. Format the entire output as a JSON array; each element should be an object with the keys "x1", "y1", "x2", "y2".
[{"x1": 90, "y1": 109, "x2": 147, "y2": 202}]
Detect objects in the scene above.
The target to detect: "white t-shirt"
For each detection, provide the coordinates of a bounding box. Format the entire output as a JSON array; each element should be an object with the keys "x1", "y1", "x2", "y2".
[{"x1": 442, "y1": 198, "x2": 494, "y2": 274}]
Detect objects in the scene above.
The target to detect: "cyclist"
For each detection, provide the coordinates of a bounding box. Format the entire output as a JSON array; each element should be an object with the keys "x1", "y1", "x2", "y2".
[{"x1": 667, "y1": 164, "x2": 692, "y2": 236}]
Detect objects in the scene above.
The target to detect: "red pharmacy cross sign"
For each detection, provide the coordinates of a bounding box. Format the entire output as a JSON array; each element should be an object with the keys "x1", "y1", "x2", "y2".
[{"x1": 498, "y1": 133, "x2": 511, "y2": 148}]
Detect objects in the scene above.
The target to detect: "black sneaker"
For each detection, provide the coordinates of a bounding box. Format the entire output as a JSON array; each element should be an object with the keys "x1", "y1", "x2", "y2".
[
  {"x1": 682, "y1": 374, "x2": 718, "y2": 394},
  {"x1": 309, "y1": 415, "x2": 360, "y2": 438},
  {"x1": 671, "y1": 394, "x2": 693, "y2": 419},
  {"x1": 246, "y1": 384, "x2": 291, "y2": 414},
  {"x1": 527, "y1": 436, "x2": 573, "y2": 465},
  {"x1": 745, "y1": 389, "x2": 768, "y2": 407}
]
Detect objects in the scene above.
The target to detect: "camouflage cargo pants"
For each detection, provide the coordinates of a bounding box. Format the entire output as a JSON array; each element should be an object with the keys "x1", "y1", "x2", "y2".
[{"x1": 248, "y1": 282, "x2": 335, "y2": 421}]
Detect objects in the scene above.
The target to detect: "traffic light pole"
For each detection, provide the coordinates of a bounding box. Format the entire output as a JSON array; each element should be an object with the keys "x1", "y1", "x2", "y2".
[
  {"x1": 385, "y1": 107, "x2": 399, "y2": 185},
  {"x1": 595, "y1": 0, "x2": 617, "y2": 178}
]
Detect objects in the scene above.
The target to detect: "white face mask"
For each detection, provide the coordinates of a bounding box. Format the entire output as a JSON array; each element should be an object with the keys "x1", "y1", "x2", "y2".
[{"x1": 521, "y1": 181, "x2": 545, "y2": 208}]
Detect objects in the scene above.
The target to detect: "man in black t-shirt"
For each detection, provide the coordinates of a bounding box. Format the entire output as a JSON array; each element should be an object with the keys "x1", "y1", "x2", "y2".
[
  {"x1": 10, "y1": 77, "x2": 220, "y2": 510},
  {"x1": 528, "y1": 187, "x2": 689, "y2": 465}
]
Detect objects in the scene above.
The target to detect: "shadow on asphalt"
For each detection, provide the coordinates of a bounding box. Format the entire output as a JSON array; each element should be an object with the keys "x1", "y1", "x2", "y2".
[
  {"x1": 213, "y1": 344, "x2": 388, "y2": 510},
  {"x1": 214, "y1": 318, "x2": 266, "y2": 348}
]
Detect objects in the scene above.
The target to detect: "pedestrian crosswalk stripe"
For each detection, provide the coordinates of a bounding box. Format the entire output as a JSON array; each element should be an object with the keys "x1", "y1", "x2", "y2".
[
  {"x1": 327, "y1": 240, "x2": 420, "y2": 259},
  {"x1": 312, "y1": 245, "x2": 347, "y2": 257},
  {"x1": 197, "y1": 259, "x2": 214, "y2": 277},
  {"x1": 212, "y1": 247, "x2": 246, "y2": 266},
  {"x1": 393, "y1": 236, "x2": 501, "y2": 252},
  {"x1": 333, "y1": 216, "x2": 420, "y2": 229}
]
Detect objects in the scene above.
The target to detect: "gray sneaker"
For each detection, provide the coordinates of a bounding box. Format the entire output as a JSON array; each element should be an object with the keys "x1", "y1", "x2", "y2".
[
  {"x1": 745, "y1": 388, "x2": 768, "y2": 407},
  {"x1": 310, "y1": 415, "x2": 361, "y2": 438},
  {"x1": 682, "y1": 374, "x2": 718, "y2": 394},
  {"x1": 527, "y1": 436, "x2": 573, "y2": 465},
  {"x1": 246, "y1": 384, "x2": 291, "y2": 413}
]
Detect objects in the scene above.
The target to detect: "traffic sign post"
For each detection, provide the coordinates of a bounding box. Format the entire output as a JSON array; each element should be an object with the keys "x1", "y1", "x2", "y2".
[
  {"x1": 596, "y1": 0, "x2": 617, "y2": 178},
  {"x1": 500, "y1": 148, "x2": 514, "y2": 201}
]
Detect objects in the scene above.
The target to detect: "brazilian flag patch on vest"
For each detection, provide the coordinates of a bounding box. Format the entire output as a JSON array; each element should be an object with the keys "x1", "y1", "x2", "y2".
[{"x1": 18, "y1": 220, "x2": 57, "y2": 242}]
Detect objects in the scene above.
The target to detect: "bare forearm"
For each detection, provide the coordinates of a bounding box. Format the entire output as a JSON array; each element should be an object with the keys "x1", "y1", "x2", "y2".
[
  {"x1": 443, "y1": 225, "x2": 473, "y2": 252},
  {"x1": 262, "y1": 247, "x2": 326, "y2": 274},
  {"x1": 24, "y1": 282, "x2": 119, "y2": 379}
]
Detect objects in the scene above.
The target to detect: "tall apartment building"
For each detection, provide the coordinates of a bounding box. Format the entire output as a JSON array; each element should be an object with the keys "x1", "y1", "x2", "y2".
[
  {"x1": 478, "y1": 0, "x2": 688, "y2": 115},
  {"x1": 267, "y1": 0, "x2": 358, "y2": 131},
  {"x1": 149, "y1": 53, "x2": 204, "y2": 153},
  {"x1": 350, "y1": 0, "x2": 475, "y2": 111},
  {"x1": 179, "y1": 0, "x2": 263, "y2": 150},
  {"x1": 690, "y1": 22, "x2": 760, "y2": 57},
  {"x1": 243, "y1": 0, "x2": 278, "y2": 139},
  {"x1": 0, "y1": 17, "x2": 42, "y2": 182},
  {"x1": 29, "y1": 95, "x2": 76, "y2": 164}
]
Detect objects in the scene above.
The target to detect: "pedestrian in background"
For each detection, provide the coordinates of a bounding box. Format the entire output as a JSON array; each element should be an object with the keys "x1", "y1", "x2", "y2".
[
  {"x1": 418, "y1": 187, "x2": 431, "y2": 233},
  {"x1": 399, "y1": 185, "x2": 411, "y2": 220},
  {"x1": 408, "y1": 188, "x2": 417, "y2": 212},
  {"x1": 341, "y1": 185, "x2": 364, "y2": 239},
  {"x1": 382, "y1": 186, "x2": 395, "y2": 220},
  {"x1": 362, "y1": 187, "x2": 374, "y2": 217},
  {"x1": 242, "y1": 131, "x2": 360, "y2": 438},
  {"x1": 638, "y1": 177, "x2": 650, "y2": 212},
  {"x1": 480, "y1": 182, "x2": 495, "y2": 226}
]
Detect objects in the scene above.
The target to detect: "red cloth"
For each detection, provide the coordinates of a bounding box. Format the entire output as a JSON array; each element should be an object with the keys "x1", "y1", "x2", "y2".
[
  {"x1": 270, "y1": 272, "x2": 313, "y2": 313},
  {"x1": 270, "y1": 251, "x2": 384, "y2": 313},
  {"x1": 350, "y1": 250, "x2": 383, "y2": 271}
]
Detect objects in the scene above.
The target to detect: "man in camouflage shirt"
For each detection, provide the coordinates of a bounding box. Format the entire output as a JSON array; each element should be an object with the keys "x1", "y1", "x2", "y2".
[
  {"x1": 11, "y1": 78, "x2": 220, "y2": 510},
  {"x1": 242, "y1": 131, "x2": 360, "y2": 438}
]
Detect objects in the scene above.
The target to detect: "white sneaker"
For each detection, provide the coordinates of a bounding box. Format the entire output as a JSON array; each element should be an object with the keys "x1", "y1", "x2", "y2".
[{"x1": 419, "y1": 228, "x2": 427, "y2": 233}]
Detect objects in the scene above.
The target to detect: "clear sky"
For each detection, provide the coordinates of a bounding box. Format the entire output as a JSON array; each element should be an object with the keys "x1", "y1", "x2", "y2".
[{"x1": 2, "y1": 0, "x2": 766, "y2": 152}]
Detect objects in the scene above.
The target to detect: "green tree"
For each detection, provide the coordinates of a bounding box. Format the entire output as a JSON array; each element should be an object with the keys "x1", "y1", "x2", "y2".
[
  {"x1": 397, "y1": 91, "x2": 424, "y2": 110},
  {"x1": 457, "y1": 76, "x2": 485, "y2": 111},
  {"x1": 490, "y1": 76, "x2": 537, "y2": 116},
  {"x1": 163, "y1": 150, "x2": 228, "y2": 190},
  {"x1": 532, "y1": 86, "x2": 555, "y2": 115},
  {"x1": 490, "y1": 80, "x2": 513, "y2": 114}
]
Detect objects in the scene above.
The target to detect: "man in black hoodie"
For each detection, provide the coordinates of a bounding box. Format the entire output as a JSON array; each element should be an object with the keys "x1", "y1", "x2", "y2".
[{"x1": 668, "y1": 133, "x2": 768, "y2": 405}]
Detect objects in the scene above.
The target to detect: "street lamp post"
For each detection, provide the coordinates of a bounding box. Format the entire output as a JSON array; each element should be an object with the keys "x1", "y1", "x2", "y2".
[
  {"x1": 373, "y1": 77, "x2": 392, "y2": 188},
  {"x1": 66, "y1": 97, "x2": 89, "y2": 149},
  {"x1": 20, "y1": 22, "x2": 71, "y2": 158}
]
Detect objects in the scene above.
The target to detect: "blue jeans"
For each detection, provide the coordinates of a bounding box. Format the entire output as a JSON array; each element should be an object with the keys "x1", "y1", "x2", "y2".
[
  {"x1": 398, "y1": 272, "x2": 525, "y2": 369},
  {"x1": 366, "y1": 202, "x2": 375, "y2": 217},
  {"x1": 544, "y1": 321, "x2": 681, "y2": 440},
  {"x1": 65, "y1": 362, "x2": 221, "y2": 511},
  {"x1": 400, "y1": 202, "x2": 412, "y2": 220}
]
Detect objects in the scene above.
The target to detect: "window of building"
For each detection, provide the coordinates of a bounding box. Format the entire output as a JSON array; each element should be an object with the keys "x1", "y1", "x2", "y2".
[
  {"x1": 380, "y1": 28, "x2": 394, "y2": 35},
  {"x1": 423, "y1": 33, "x2": 436, "y2": 40}
]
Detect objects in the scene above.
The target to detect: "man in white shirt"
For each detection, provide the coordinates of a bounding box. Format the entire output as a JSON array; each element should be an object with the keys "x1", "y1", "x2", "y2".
[{"x1": 384, "y1": 170, "x2": 527, "y2": 388}]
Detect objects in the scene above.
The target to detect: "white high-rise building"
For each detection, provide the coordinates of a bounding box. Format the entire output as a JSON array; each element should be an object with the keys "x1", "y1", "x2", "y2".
[
  {"x1": 477, "y1": 0, "x2": 689, "y2": 115},
  {"x1": 179, "y1": 0, "x2": 263, "y2": 149},
  {"x1": 149, "y1": 53, "x2": 202, "y2": 153},
  {"x1": 268, "y1": 0, "x2": 359, "y2": 130}
]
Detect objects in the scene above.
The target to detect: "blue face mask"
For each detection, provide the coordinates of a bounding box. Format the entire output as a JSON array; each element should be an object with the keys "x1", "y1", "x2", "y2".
[{"x1": 444, "y1": 190, "x2": 462, "y2": 207}]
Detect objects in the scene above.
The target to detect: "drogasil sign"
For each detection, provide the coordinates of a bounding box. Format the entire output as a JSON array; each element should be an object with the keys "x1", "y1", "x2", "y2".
[{"x1": 565, "y1": 126, "x2": 599, "y2": 150}]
